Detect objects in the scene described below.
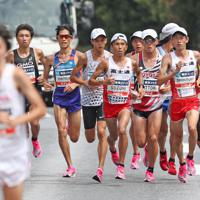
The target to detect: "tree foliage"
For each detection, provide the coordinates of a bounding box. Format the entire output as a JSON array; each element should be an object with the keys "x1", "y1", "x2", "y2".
[{"x1": 78, "y1": 0, "x2": 200, "y2": 49}]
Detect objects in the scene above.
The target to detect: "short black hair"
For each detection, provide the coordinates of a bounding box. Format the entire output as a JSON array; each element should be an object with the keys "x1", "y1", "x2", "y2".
[
  {"x1": 16, "y1": 24, "x2": 34, "y2": 38},
  {"x1": 159, "y1": 35, "x2": 171, "y2": 46},
  {"x1": 0, "y1": 25, "x2": 12, "y2": 50},
  {"x1": 55, "y1": 24, "x2": 74, "y2": 36}
]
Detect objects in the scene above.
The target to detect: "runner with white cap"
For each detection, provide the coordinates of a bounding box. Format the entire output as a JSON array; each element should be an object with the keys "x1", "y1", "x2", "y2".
[
  {"x1": 158, "y1": 26, "x2": 200, "y2": 183},
  {"x1": 70, "y1": 28, "x2": 110, "y2": 183},
  {"x1": 157, "y1": 23, "x2": 179, "y2": 175},
  {"x1": 132, "y1": 29, "x2": 163, "y2": 182},
  {"x1": 127, "y1": 31, "x2": 144, "y2": 170},
  {"x1": 89, "y1": 33, "x2": 143, "y2": 180}
]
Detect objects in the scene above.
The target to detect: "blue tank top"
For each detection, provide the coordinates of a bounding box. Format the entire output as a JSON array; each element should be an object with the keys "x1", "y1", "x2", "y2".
[{"x1": 53, "y1": 49, "x2": 81, "y2": 107}]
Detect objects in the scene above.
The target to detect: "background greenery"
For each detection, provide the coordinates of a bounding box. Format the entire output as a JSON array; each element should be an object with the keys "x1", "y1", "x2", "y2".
[{"x1": 77, "y1": 0, "x2": 200, "y2": 50}]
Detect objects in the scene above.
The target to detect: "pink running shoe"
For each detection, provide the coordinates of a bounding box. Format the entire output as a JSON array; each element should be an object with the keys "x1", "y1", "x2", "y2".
[
  {"x1": 130, "y1": 154, "x2": 140, "y2": 169},
  {"x1": 63, "y1": 166, "x2": 76, "y2": 178},
  {"x1": 93, "y1": 168, "x2": 103, "y2": 183},
  {"x1": 115, "y1": 165, "x2": 125, "y2": 180},
  {"x1": 143, "y1": 147, "x2": 149, "y2": 167},
  {"x1": 186, "y1": 157, "x2": 196, "y2": 176},
  {"x1": 32, "y1": 140, "x2": 43, "y2": 158},
  {"x1": 144, "y1": 170, "x2": 155, "y2": 183},
  {"x1": 178, "y1": 164, "x2": 187, "y2": 183},
  {"x1": 111, "y1": 151, "x2": 119, "y2": 166}
]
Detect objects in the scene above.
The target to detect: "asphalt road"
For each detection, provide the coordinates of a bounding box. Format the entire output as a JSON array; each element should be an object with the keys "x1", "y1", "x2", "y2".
[{"x1": 1, "y1": 108, "x2": 200, "y2": 200}]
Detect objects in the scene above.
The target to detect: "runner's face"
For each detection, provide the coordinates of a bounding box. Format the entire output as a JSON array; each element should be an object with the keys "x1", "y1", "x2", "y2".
[
  {"x1": 111, "y1": 39, "x2": 127, "y2": 56},
  {"x1": 91, "y1": 36, "x2": 107, "y2": 51},
  {"x1": 0, "y1": 37, "x2": 7, "y2": 59},
  {"x1": 57, "y1": 29, "x2": 72, "y2": 49},
  {"x1": 172, "y1": 33, "x2": 188, "y2": 51},
  {"x1": 143, "y1": 37, "x2": 158, "y2": 53},
  {"x1": 131, "y1": 37, "x2": 143, "y2": 53},
  {"x1": 17, "y1": 30, "x2": 32, "y2": 48}
]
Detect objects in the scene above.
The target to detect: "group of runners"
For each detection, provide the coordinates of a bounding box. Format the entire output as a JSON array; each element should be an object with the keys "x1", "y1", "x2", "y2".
[{"x1": 1, "y1": 21, "x2": 200, "y2": 200}]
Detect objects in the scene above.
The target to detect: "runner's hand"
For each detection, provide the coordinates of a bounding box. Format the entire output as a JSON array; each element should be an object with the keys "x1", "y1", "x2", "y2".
[
  {"x1": 175, "y1": 61, "x2": 184, "y2": 73},
  {"x1": 0, "y1": 112, "x2": 10, "y2": 124},
  {"x1": 196, "y1": 77, "x2": 200, "y2": 88},
  {"x1": 64, "y1": 83, "x2": 78, "y2": 92},
  {"x1": 37, "y1": 75, "x2": 44, "y2": 84},
  {"x1": 44, "y1": 81, "x2": 53, "y2": 92},
  {"x1": 104, "y1": 76, "x2": 115, "y2": 85},
  {"x1": 159, "y1": 81, "x2": 171, "y2": 94},
  {"x1": 138, "y1": 86, "x2": 144, "y2": 99}
]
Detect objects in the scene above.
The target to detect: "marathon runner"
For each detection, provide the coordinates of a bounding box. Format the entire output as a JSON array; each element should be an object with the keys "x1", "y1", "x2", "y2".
[
  {"x1": 43, "y1": 25, "x2": 82, "y2": 178},
  {"x1": 157, "y1": 23, "x2": 179, "y2": 175},
  {"x1": 0, "y1": 25, "x2": 46, "y2": 200},
  {"x1": 6, "y1": 24, "x2": 46, "y2": 158},
  {"x1": 70, "y1": 28, "x2": 110, "y2": 183},
  {"x1": 89, "y1": 33, "x2": 143, "y2": 179},
  {"x1": 158, "y1": 26, "x2": 200, "y2": 183},
  {"x1": 127, "y1": 31, "x2": 144, "y2": 169},
  {"x1": 132, "y1": 29, "x2": 163, "y2": 182}
]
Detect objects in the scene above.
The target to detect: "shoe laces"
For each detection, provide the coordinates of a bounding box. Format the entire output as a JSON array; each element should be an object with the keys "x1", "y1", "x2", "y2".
[
  {"x1": 132, "y1": 154, "x2": 140, "y2": 162},
  {"x1": 32, "y1": 140, "x2": 40, "y2": 149},
  {"x1": 188, "y1": 159, "x2": 194, "y2": 167}
]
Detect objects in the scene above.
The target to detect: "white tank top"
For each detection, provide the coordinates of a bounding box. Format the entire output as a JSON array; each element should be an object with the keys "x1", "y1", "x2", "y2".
[
  {"x1": 105, "y1": 57, "x2": 133, "y2": 104},
  {"x1": 170, "y1": 50, "x2": 197, "y2": 98},
  {"x1": 81, "y1": 49, "x2": 110, "y2": 106},
  {"x1": 0, "y1": 64, "x2": 28, "y2": 160}
]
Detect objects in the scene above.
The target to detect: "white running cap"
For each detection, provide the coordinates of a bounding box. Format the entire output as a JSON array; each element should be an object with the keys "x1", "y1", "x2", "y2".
[
  {"x1": 91, "y1": 28, "x2": 106, "y2": 40},
  {"x1": 142, "y1": 29, "x2": 158, "y2": 39},
  {"x1": 111, "y1": 33, "x2": 127, "y2": 43},
  {"x1": 172, "y1": 26, "x2": 188, "y2": 36},
  {"x1": 160, "y1": 23, "x2": 179, "y2": 41},
  {"x1": 130, "y1": 31, "x2": 143, "y2": 40}
]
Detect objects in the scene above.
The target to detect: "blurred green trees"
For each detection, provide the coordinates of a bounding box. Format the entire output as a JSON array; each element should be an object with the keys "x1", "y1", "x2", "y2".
[{"x1": 78, "y1": 0, "x2": 200, "y2": 50}]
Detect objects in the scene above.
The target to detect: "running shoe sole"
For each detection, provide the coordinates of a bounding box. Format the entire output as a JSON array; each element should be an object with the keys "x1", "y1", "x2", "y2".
[{"x1": 92, "y1": 175, "x2": 102, "y2": 183}]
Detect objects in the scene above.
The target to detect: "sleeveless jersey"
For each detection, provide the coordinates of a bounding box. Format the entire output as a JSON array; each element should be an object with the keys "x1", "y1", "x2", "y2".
[
  {"x1": 134, "y1": 52, "x2": 163, "y2": 111},
  {"x1": 14, "y1": 48, "x2": 41, "y2": 90},
  {"x1": 0, "y1": 64, "x2": 28, "y2": 159},
  {"x1": 170, "y1": 50, "x2": 198, "y2": 99},
  {"x1": 104, "y1": 57, "x2": 133, "y2": 105},
  {"x1": 53, "y1": 49, "x2": 81, "y2": 107},
  {"x1": 81, "y1": 50, "x2": 110, "y2": 106}
]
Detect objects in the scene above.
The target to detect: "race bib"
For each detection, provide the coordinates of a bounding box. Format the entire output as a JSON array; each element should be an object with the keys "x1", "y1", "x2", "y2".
[{"x1": 144, "y1": 79, "x2": 159, "y2": 97}]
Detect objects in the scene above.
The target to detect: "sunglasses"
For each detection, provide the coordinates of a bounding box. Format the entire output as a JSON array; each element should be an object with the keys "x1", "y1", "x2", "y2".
[
  {"x1": 59, "y1": 34, "x2": 73, "y2": 39},
  {"x1": 144, "y1": 37, "x2": 156, "y2": 44}
]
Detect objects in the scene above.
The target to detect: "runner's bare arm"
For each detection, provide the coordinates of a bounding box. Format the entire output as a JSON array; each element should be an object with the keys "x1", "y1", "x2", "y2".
[
  {"x1": 6, "y1": 68, "x2": 46, "y2": 127},
  {"x1": 132, "y1": 57, "x2": 144, "y2": 98},
  {"x1": 89, "y1": 59, "x2": 109, "y2": 86},
  {"x1": 157, "y1": 54, "x2": 175, "y2": 85},
  {"x1": 194, "y1": 51, "x2": 200, "y2": 87},
  {"x1": 63, "y1": 52, "x2": 83, "y2": 92},
  {"x1": 6, "y1": 50, "x2": 14, "y2": 64},
  {"x1": 35, "y1": 48, "x2": 47, "y2": 83},
  {"x1": 43, "y1": 55, "x2": 54, "y2": 91},
  {"x1": 70, "y1": 52, "x2": 88, "y2": 85}
]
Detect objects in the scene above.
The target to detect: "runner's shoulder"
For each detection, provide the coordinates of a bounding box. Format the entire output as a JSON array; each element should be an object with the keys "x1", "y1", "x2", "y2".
[
  {"x1": 6, "y1": 50, "x2": 14, "y2": 63},
  {"x1": 192, "y1": 50, "x2": 200, "y2": 59}
]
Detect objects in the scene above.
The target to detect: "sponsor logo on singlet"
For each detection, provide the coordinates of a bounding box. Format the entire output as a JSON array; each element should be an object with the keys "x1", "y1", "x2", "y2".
[
  {"x1": 16, "y1": 57, "x2": 36, "y2": 84},
  {"x1": 107, "y1": 68, "x2": 131, "y2": 104}
]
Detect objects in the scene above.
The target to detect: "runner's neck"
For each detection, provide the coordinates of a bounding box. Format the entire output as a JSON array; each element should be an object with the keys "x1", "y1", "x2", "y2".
[
  {"x1": 92, "y1": 48, "x2": 104, "y2": 59},
  {"x1": 175, "y1": 49, "x2": 188, "y2": 59},
  {"x1": 143, "y1": 49, "x2": 157, "y2": 60},
  {"x1": 59, "y1": 47, "x2": 72, "y2": 56},
  {"x1": 18, "y1": 47, "x2": 31, "y2": 56},
  {"x1": 0, "y1": 60, "x2": 6, "y2": 77}
]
